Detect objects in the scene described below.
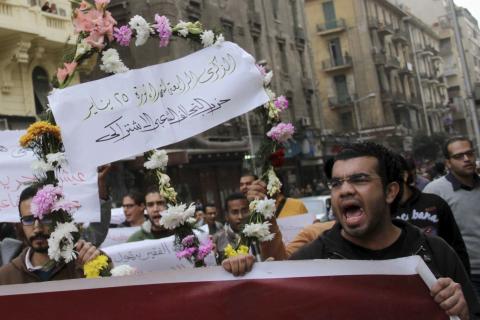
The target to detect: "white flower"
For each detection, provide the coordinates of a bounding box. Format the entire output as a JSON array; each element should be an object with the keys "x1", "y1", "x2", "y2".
[
  {"x1": 264, "y1": 71, "x2": 273, "y2": 86},
  {"x1": 100, "y1": 49, "x2": 129, "y2": 74},
  {"x1": 175, "y1": 20, "x2": 189, "y2": 37},
  {"x1": 47, "y1": 222, "x2": 78, "y2": 263},
  {"x1": 74, "y1": 39, "x2": 92, "y2": 59},
  {"x1": 46, "y1": 152, "x2": 67, "y2": 168},
  {"x1": 243, "y1": 222, "x2": 274, "y2": 242},
  {"x1": 214, "y1": 34, "x2": 225, "y2": 46},
  {"x1": 31, "y1": 159, "x2": 53, "y2": 176},
  {"x1": 159, "y1": 203, "x2": 195, "y2": 230},
  {"x1": 158, "y1": 173, "x2": 171, "y2": 185},
  {"x1": 265, "y1": 88, "x2": 276, "y2": 100},
  {"x1": 144, "y1": 149, "x2": 168, "y2": 170},
  {"x1": 200, "y1": 30, "x2": 215, "y2": 47},
  {"x1": 267, "y1": 168, "x2": 282, "y2": 197},
  {"x1": 186, "y1": 217, "x2": 197, "y2": 225},
  {"x1": 255, "y1": 198, "x2": 276, "y2": 219},
  {"x1": 129, "y1": 15, "x2": 154, "y2": 46},
  {"x1": 111, "y1": 264, "x2": 137, "y2": 276}
]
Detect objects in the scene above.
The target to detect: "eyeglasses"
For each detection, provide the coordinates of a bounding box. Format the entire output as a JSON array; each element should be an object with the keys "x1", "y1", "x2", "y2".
[
  {"x1": 122, "y1": 203, "x2": 137, "y2": 209},
  {"x1": 20, "y1": 215, "x2": 53, "y2": 226},
  {"x1": 328, "y1": 173, "x2": 381, "y2": 190},
  {"x1": 450, "y1": 150, "x2": 475, "y2": 160},
  {"x1": 146, "y1": 201, "x2": 166, "y2": 208}
]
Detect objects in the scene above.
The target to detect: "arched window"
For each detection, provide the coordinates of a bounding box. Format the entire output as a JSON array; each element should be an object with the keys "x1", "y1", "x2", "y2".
[{"x1": 32, "y1": 66, "x2": 50, "y2": 115}]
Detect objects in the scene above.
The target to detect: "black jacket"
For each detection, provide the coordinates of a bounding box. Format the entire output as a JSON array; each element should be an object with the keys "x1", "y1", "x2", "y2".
[
  {"x1": 395, "y1": 187, "x2": 471, "y2": 274},
  {"x1": 290, "y1": 220, "x2": 480, "y2": 318}
]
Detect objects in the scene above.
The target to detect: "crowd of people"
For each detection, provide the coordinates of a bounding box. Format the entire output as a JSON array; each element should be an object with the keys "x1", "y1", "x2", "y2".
[{"x1": 0, "y1": 136, "x2": 479, "y2": 319}]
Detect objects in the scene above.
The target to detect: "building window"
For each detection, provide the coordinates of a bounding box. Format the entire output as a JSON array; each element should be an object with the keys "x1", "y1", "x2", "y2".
[
  {"x1": 253, "y1": 35, "x2": 262, "y2": 60},
  {"x1": 322, "y1": 1, "x2": 337, "y2": 29},
  {"x1": 221, "y1": 20, "x2": 234, "y2": 41},
  {"x1": 298, "y1": 48, "x2": 306, "y2": 74},
  {"x1": 278, "y1": 40, "x2": 289, "y2": 74},
  {"x1": 340, "y1": 112, "x2": 354, "y2": 131},
  {"x1": 333, "y1": 74, "x2": 349, "y2": 101},
  {"x1": 32, "y1": 66, "x2": 50, "y2": 115},
  {"x1": 272, "y1": 0, "x2": 279, "y2": 20}
]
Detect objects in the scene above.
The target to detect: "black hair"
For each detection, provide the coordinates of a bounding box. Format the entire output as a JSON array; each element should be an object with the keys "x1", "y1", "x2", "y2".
[
  {"x1": 324, "y1": 157, "x2": 335, "y2": 180},
  {"x1": 240, "y1": 171, "x2": 258, "y2": 180},
  {"x1": 443, "y1": 136, "x2": 473, "y2": 159},
  {"x1": 334, "y1": 142, "x2": 403, "y2": 213},
  {"x1": 18, "y1": 185, "x2": 39, "y2": 216},
  {"x1": 224, "y1": 193, "x2": 247, "y2": 215},
  {"x1": 205, "y1": 202, "x2": 216, "y2": 210},
  {"x1": 397, "y1": 155, "x2": 415, "y2": 187},
  {"x1": 123, "y1": 189, "x2": 145, "y2": 206},
  {"x1": 144, "y1": 185, "x2": 160, "y2": 197}
]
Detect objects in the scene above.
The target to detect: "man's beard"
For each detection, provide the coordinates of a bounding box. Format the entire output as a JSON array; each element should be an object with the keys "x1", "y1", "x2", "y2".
[{"x1": 29, "y1": 234, "x2": 49, "y2": 253}]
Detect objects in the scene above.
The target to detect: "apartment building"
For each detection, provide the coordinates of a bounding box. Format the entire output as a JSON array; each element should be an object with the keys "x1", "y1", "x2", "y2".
[
  {"x1": 0, "y1": 0, "x2": 75, "y2": 129},
  {"x1": 305, "y1": 0, "x2": 439, "y2": 152}
]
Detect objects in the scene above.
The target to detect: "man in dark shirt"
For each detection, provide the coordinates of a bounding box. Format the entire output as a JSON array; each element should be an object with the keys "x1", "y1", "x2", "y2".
[
  {"x1": 394, "y1": 155, "x2": 470, "y2": 273},
  {"x1": 223, "y1": 142, "x2": 479, "y2": 319}
]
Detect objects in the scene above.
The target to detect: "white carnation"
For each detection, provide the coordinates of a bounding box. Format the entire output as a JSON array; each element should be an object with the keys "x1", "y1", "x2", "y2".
[
  {"x1": 264, "y1": 71, "x2": 273, "y2": 86},
  {"x1": 48, "y1": 222, "x2": 78, "y2": 263},
  {"x1": 111, "y1": 264, "x2": 137, "y2": 277},
  {"x1": 175, "y1": 20, "x2": 189, "y2": 37},
  {"x1": 31, "y1": 159, "x2": 53, "y2": 176},
  {"x1": 144, "y1": 149, "x2": 168, "y2": 170},
  {"x1": 100, "y1": 49, "x2": 129, "y2": 74},
  {"x1": 214, "y1": 34, "x2": 225, "y2": 46},
  {"x1": 200, "y1": 30, "x2": 215, "y2": 47},
  {"x1": 267, "y1": 168, "x2": 282, "y2": 197},
  {"x1": 243, "y1": 222, "x2": 274, "y2": 242},
  {"x1": 160, "y1": 203, "x2": 195, "y2": 230},
  {"x1": 265, "y1": 88, "x2": 276, "y2": 100},
  {"x1": 255, "y1": 198, "x2": 276, "y2": 219},
  {"x1": 46, "y1": 152, "x2": 67, "y2": 168},
  {"x1": 129, "y1": 15, "x2": 154, "y2": 46}
]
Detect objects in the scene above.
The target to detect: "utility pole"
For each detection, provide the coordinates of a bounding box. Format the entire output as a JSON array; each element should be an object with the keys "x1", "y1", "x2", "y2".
[{"x1": 448, "y1": 0, "x2": 480, "y2": 150}]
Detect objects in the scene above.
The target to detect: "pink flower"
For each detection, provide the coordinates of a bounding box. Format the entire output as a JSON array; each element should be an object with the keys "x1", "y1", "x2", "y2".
[
  {"x1": 196, "y1": 240, "x2": 214, "y2": 261},
  {"x1": 95, "y1": 0, "x2": 110, "y2": 10},
  {"x1": 153, "y1": 14, "x2": 172, "y2": 47},
  {"x1": 256, "y1": 64, "x2": 266, "y2": 76},
  {"x1": 73, "y1": 7, "x2": 116, "y2": 49},
  {"x1": 56, "y1": 62, "x2": 78, "y2": 84},
  {"x1": 78, "y1": 0, "x2": 91, "y2": 10},
  {"x1": 113, "y1": 25, "x2": 132, "y2": 46},
  {"x1": 266, "y1": 122, "x2": 295, "y2": 143},
  {"x1": 176, "y1": 247, "x2": 197, "y2": 259},
  {"x1": 181, "y1": 235, "x2": 195, "y2": 247},
  {"x1": 274, "y1": 95, "x2": 289, "y2": 111},
  {"x1": 31, "y1": 185, "x2": 63, "y2": 219},
  {"x1": 52, "y1": 199, "x2": 81, "y2": 213}
]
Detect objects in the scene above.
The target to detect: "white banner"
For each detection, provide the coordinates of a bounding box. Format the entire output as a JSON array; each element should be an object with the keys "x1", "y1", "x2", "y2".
[
  {"x1": 0, "y1": 130, "x2": 100, "y2": 223},
  {"x1": 49, "y1": 41, "x2": 269, "y2": 170},
  {"x1": 102, "y1": 225, "x2": 215, "y2": 273},
  {"x1": 100, "y1": 226, "x2": 140, "y2": 248},
  {"x1": 277, "y1": 213, "x2": 316, "y2": 244}
]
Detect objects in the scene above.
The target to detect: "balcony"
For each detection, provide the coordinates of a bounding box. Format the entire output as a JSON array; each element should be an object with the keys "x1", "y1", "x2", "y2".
[
  {"x1": 385, "y1": 56, "x2": 401, "y2": 70},
  {"x1": 393, "y1": 93, "x2": 407, "y2": 106},
  {"x1": 316, "y1": 19, "x2": 346, "y2": 36},
  {"x1": 0, "y1": 3, "x2": 73, "y2": 45},
  {"x1": 368, "y1": 17, "x2": 379, "y2": 29},
  {"x1": 399, "y1": 62, "x2": 414, "y2": 75},
  {"x1": 294, "y1": 26, "x2": 305, "y2": 48},
  {"x1": 372, "y1": 52, "x2": 386, "y2": 65},
  {"x1": 321, "y1": 55, "x2": 353, "y2": 72},
  {"x1": 378, "y1": 22, "x2": 394, "y2": 37},
  {"x1": 328, "y1": 95, "x2": 353, "y2": 109},
  {"x1": 392, "y1": 29, "x2": 409, "y2": 44}
]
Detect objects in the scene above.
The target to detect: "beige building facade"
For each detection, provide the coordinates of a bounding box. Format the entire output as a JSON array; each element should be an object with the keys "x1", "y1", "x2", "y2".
[{"x1": 0, "y1": 0, "x2": 76, "y2": 129}]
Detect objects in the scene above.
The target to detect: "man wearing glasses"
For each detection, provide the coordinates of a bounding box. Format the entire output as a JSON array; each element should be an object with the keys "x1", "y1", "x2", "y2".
[
  {"x1": 0, "y1": 186, "x2": 102, "y2": 284},
  {"x1": 223, "y1": 142, "x2": 479, "y2": 319},
  {"x1": 127, "y1": 186, "x2": 172, "y2": 242},
  {"x1": 424, "y1": 137, "x2": 480, "y2": 296}
]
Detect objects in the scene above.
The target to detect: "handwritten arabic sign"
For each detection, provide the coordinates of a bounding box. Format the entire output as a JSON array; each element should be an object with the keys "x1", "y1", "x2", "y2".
[
  {"x1": 49, "y1": 41, "x2": 269, "y2": 170},
  {"x1": 102, "y1": 225, "x2": 215, "y2": 273},
  {"x1": 0, "y1": 130, "x2": 100, "y2": 223}
]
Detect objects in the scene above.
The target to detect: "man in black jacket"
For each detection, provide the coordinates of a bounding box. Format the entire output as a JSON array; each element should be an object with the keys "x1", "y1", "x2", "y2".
[
  {"x1": 394, "y1": 155, "x2": 471, "y2": 274},
  {"x1": 223, "y1": 142, "x2": 479, "y2": 320}
]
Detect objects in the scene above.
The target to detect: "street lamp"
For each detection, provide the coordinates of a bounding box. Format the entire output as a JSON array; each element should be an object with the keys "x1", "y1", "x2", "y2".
[{"x1": 353, "y1": 92, "x2": 376, "y2": 133}]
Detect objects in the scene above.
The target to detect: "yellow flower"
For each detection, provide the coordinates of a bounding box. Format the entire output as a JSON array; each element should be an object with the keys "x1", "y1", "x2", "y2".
[
  {"x1": 19, "y1": 121, "x2": 62, "y2": 147},
  {"x1": 83, "y1": 254, "x2": 109, "y2": 278},
  {"x1": 224, "y1": 244, "x2": 249, "y2": 258}
]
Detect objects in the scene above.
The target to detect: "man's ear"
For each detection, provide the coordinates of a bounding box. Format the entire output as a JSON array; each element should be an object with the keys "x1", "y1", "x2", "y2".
[{"x1": 385, "y1": 182, "x2": 400, "y2": 204}]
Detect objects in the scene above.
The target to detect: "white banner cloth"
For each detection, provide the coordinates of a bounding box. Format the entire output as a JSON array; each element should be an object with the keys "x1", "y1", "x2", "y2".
[
  {"x1": 0, "y1": 130, "x2": 100, "y2": 222},
  {"x1": 49, "y1": 41, "x2": 269, "y2": 170}
]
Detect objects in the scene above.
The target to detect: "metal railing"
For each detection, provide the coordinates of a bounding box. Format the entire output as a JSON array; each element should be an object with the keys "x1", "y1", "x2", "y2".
[
  {"x1": 322, "y1": 55, "x2": 353, "y2": 70},
  {"x1": 317, "y1": 18, "x2": 346, "y2": 33}
]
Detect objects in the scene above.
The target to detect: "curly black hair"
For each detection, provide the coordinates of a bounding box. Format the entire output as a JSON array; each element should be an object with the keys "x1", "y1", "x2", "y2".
[{"x1": 334, "y1": 142, "x2": 404, "y2": 213}]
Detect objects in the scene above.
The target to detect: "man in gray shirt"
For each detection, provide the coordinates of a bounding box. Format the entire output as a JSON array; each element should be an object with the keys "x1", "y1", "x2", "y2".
[{"x1": 424, "y1": 136, "x2": 480, "y2": 296}]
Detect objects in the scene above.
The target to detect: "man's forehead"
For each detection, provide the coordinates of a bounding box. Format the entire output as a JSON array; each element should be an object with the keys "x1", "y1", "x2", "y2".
[
  {"x1": 145, "y1": 192, "x2": 164, "y2": 201},
  {"x1": 448, "y1": 140, "x2": 472, "y2": 154},
  {"x1": 19, "y1": 198, "x2": 33, "y2": 216},
  {"x1": 240, "y1": 176, "x2": 255, "y2": 182},
  {"x1": 332, "y1": 156, "x2": 379, "y2": 177},
  {"x1": 228, "y1": 199, "x2": 248, "y2": 208}
]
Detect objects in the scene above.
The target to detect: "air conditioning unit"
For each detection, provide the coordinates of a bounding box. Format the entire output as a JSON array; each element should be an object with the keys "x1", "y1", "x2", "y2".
[
  {"x1": 300, "y1": 116, "x2": 311, "y2": 127},
  {"x1": 0, "y1": 119, "x2": 8, "y2": 130}
]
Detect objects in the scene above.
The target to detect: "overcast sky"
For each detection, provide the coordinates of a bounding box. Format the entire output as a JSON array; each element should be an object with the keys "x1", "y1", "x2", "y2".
[{"x1": 454, "y1": 0, "x2": 480, "y2": 22}]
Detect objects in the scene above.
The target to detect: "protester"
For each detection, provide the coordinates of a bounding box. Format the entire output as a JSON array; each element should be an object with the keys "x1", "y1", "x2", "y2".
[
  {"x1": 127, "y1": 187, "x2": 173, "y2": 242},
  {"x1": 424, "y1": 137, "x2": 480, "y2": 296},
  {"x1": 194, "y1": 204, "x2": 205, "y2": 226},
  {"x1": 395, "y1": 154, "x2": 470, "y2": 273},
  {"x1": 204, "y1": 203, "x2": 223, "y2": 235},
  {"x1": 119, "y1": 190, "x2": 146, "y2": 227},
  {"x1": 239, "y1": 171, "x2": 258, "y2": 196},
  {"x1": 223, "y1": 142, "x2": 479, "y2": 319},
  {"x1": 0, "y1": 185, "x2": 104, "y2": 284},
  {"x1": 212, "y1": 193, "x2": 249, "y2": 263}
]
